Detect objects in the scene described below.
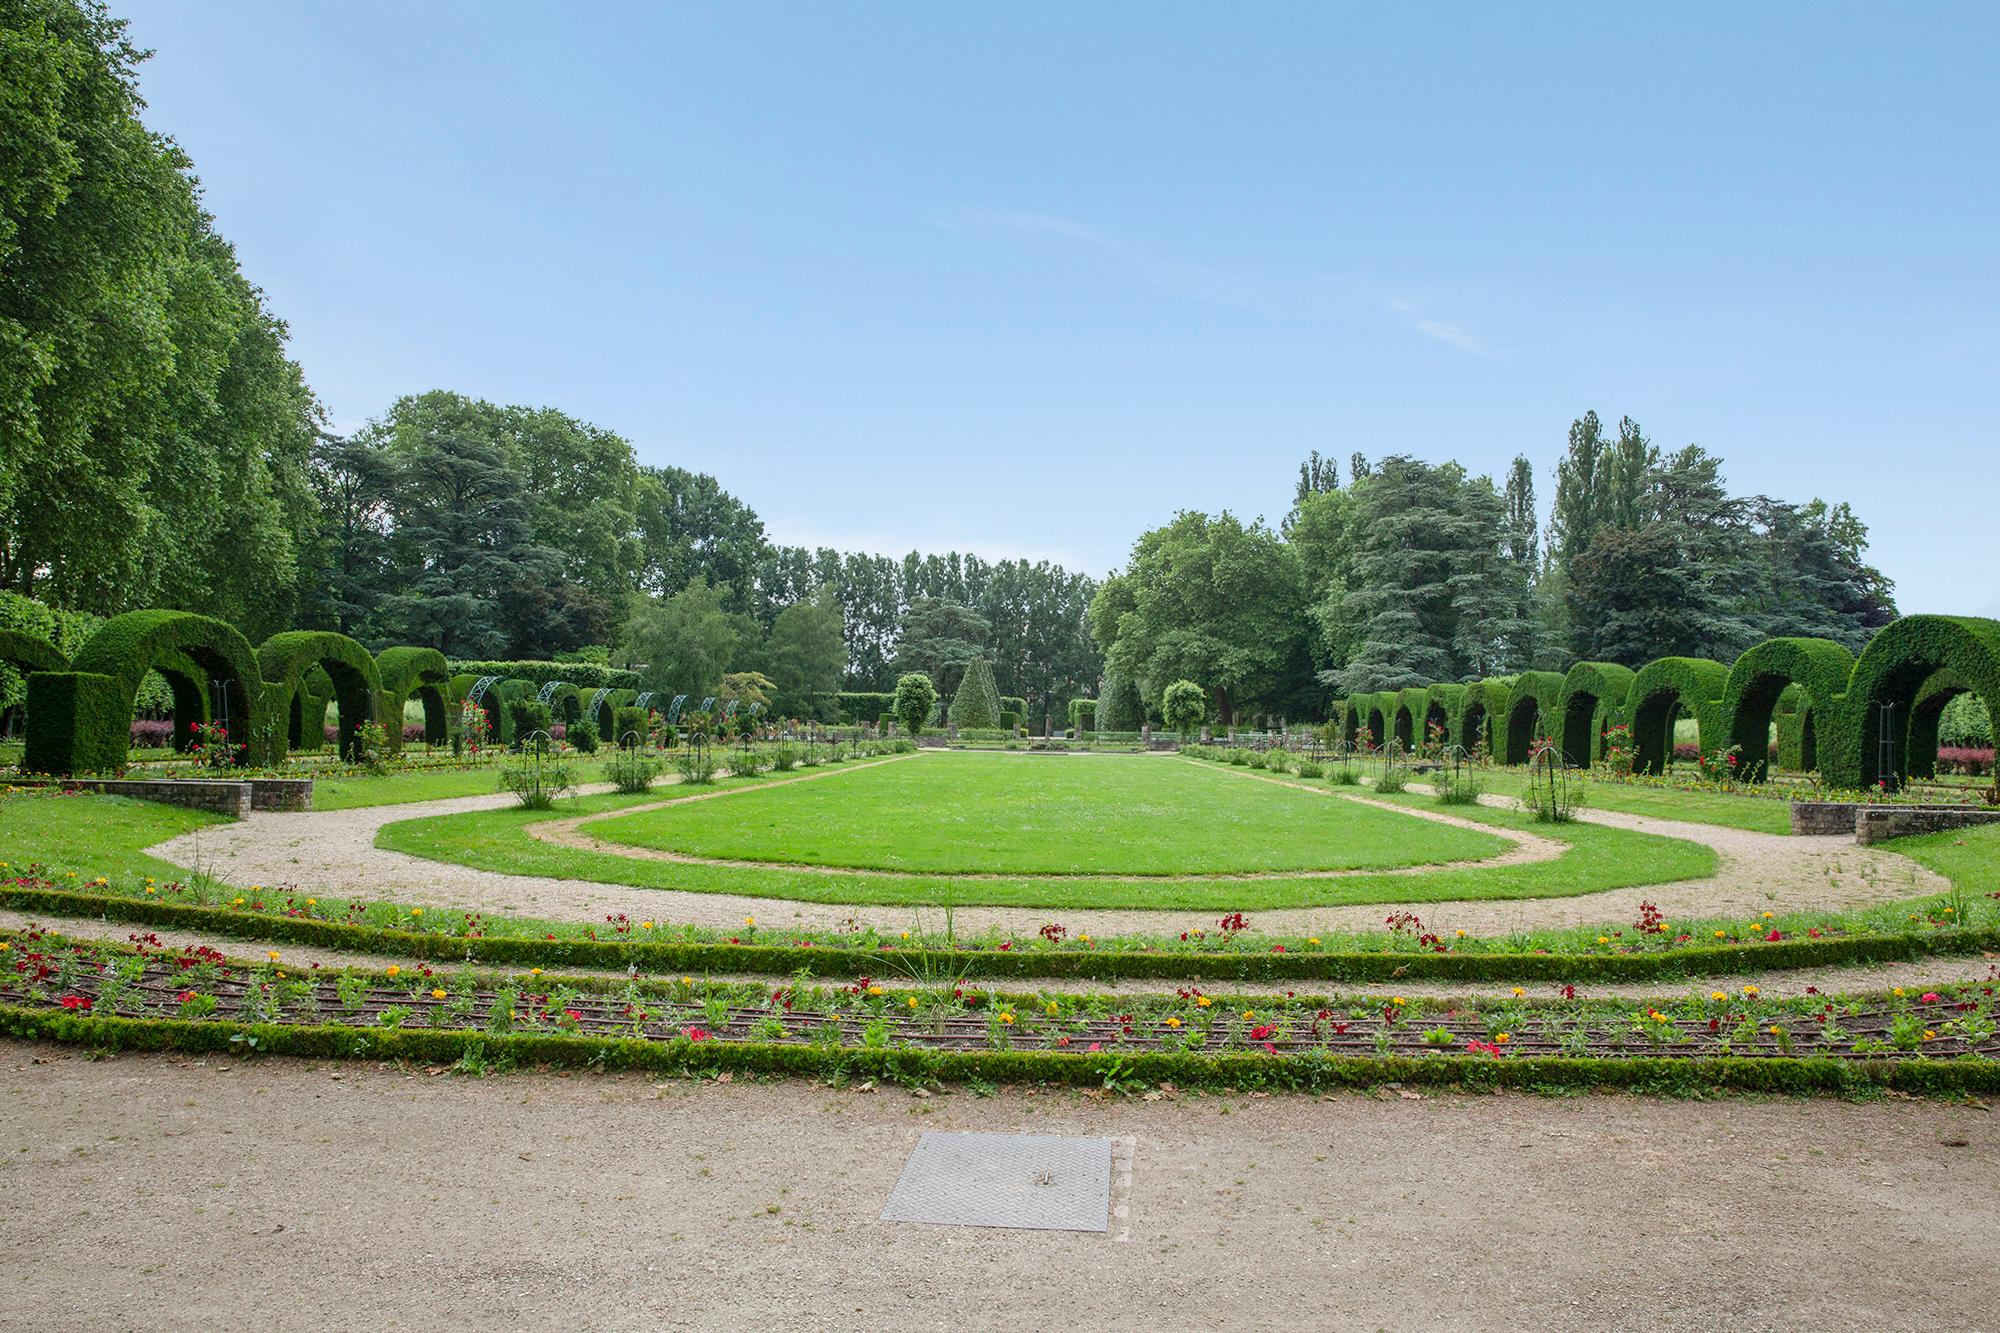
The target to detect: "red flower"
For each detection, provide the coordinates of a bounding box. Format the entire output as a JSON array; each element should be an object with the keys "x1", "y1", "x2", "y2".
[
  {"x1": 1249, "y1": 1024, "x2": 1277, "y2": 1041},
  {"x1": 683, "y1": 1026, "x2": 711, "y2": 1042},
  {"x1": 1921, "y1": 992, "x2": 1941, "y2": 1004},
  {"x1": 1465, "y1": 1039, "x2": 1503, "y2": 1057},
  {"x1": 59, "y1": 995, "x2": 91, "y2": 1010}
]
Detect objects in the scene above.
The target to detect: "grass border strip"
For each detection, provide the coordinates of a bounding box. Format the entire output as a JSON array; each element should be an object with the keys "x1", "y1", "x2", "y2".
[
  {"x1": 5, "y1": 1007, "x2": 1997, "y2": 1097},
  {"x1": 8, "y1": 884, "x2": 1998, "y2": 983}
]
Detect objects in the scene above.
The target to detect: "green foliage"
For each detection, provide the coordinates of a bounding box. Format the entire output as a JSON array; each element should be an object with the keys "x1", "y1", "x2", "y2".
[
  {"x1": 1836, "y1": 615, "x2": 2000, "y2": 790},
  {"x1": 507, "y1": 697, "x2": 552, "y2": 745},
  {"x1": 256, "y1": 630, "x2": 382, "y2": 764},
  {"x1": 1161, "y1": 679, "x2": 1205, "y2": 738},
  {"x1": 674, "y1": 745, "x2": 720, "y2": 785},
  {"x1": 1066, "y1": 697, "x2": 1097, "y2": 732},
  {"x1": 893, "y1": 673, "x2": 938, "y2": 738},
  {"x1": 1555, "y1": 661, "x2": 1636, "y2": 766},
  {"x1": 1723, "y1": 637, "x2": 1856, "y2": 782},
  {"x1": 567, "y1": 717, "x2": 598, "y2": 752},
  {"x1": 448, "y1": 659, "x2": 640, "y2": 690},
  {"x1": 612, "y1": 706, "x2": 649, "y2": 747},
  {"x1": 375, "y1": 646, "x2": 451, "y2": 748},
  {"x1": 948, "y1": 657, "x2": 1002, "y2": 730},
  {"x1": 1625, "y1": 656, "x2": 1728, "y2": 775},
  {"x1": 23, "y1": 672, "x2": 129, "y2": 773},
  {"x1": 498, "y1": 751, "x2": 577, "y2": 809},
  {"x1": 604, "y1": 747, "x2": 663, "y2": 793}
]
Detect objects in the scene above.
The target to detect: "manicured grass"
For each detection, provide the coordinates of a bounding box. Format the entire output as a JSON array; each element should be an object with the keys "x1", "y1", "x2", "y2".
[
  {"x1": 1882, "y1": 820, "x2": 2000, "y2": 892},
  {"x1": 376, "y1": 761, "x2": 1719, "y2": 911},
  {"x1": 584, "y1": 752, "x2": 1503, "y2": 875},
  {"x1": 0, "y1": 789, "x2": 226, "y2": 882},
  {"x1": 1556, "y1": 780, "x2": 1796, "y2": 834},
  {"x1": 312, "y1": 759, "x2": 610, "y2": 811}
]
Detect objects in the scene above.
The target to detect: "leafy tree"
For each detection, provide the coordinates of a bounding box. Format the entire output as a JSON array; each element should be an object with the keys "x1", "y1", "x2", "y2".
[
  {"x1": 948, "y1": 656, "x2": 1002, "y2": 729},
  {"x1": 892, "y1": 672, "x2": 937, "y2": 737},
  {"x1": 1161, "y1": 679, "x2": 1205, "y2": 738},
  {"x1": 1095, "y1": 658, "x2": 1146, "y2": 730},
  {"x1": 719, "y1": 670, "x2": 774, "y2": 709},
  {"x1": 763, "y1": 591, "x2": 846, "y2": 719},
  {"x1": 893, "y1": 598, "x2": 989, "y2": 699},
  {"x1": 619, "y1": 577, "x2": 740, "y2": 698},
  {"x1": 1093, "y1": 512, "x2": 1306, "y2": 724}
]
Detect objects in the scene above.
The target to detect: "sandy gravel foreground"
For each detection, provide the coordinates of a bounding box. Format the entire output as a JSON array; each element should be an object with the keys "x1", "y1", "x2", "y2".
[{"x1": 1, "y1": 1041, "x2": 1995, "y2": 1332}]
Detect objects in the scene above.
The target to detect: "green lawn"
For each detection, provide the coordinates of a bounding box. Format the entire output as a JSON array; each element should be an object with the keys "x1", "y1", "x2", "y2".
[
  {"x1": 1555, "y1": 780, "x2": 1796, "y2": 834},
  {"x1": 377, "y1": 758, "x2": 1718, "y2": 911},
  {"x1": 583, "y1": 752, "x2": 1503, "y2": 875},
  {"x1": 0, "y1": 789, "x2": 226, "y2": 882},
  {"x1": 312, "y1": 760, "x2": 610, "y2": 811},
  {"x1": 1884, "y1": 820, "x2": 2000, "y2": 892}
]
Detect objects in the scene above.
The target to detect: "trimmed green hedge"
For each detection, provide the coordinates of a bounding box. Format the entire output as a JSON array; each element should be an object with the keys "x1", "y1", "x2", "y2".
[
  {"x1": 1422, "y1": 683, "x2": 1463, "y2": 750},
  {"x1": 32, "y1": 611, "x2": 265, "y2": 772},
  {"x1": 1836, "y1": 615, "x2": 2000, "y2": 790},
  {"x1": 1392, "y1": 687, "x2": 1430, "y2": 750},
  {"x1": 447, "y1": 660, "x2": 641, "y2": 690},
  {"x1": 1067, "y1": 697, "x2": 1097, "y2": 731},
  {"x1": 10, "y1": 881, "x2": 1994, "y2": 985},
  {"x1": 376, "y1": 646, "x2": 452, "y2": 747},
  {"x1": 21, "y1": 672, "x2": 128, "y2": 773},
  {"x1": 1625, "y1": 657, "x2": 1729, "y2": 775},
  {"x1": 257, "y1": 631, "x2": 383, "y2": 764},
  {"x1": 1723, "y1": 637, "x2": 1856, "y2": 782},
  {"x1": 836, "y1": 692, "x2": 895, "y2": 724},
  {"x1": 451, "y1": 672, "x2": 520, "y2": 747},
  {"x1": 949, "y1": 658, "x2": 1003, "y2": 730},
  {"x1": 6, "y1": 1006, "x2": 1998, "y2": 1097},
  {"x1": 0, "y1": 628, "x2": 66, "y2": 680},
  {"x1": 1907, "y1": 670, "x2": 1972, "y2": 779},
  {"x1": 1451, "y1": 678, "x2": 1512, "y2": 756},
  {"x1": 1556, "y1": 661, "x2": 1635, "y2": 766},
  {"x1": 1501, "y1": 671, "x2": 1565, "y2": 765}
]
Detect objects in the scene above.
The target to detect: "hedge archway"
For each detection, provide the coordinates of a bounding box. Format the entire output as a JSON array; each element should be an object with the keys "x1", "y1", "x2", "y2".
[
  {"x1": 1625, "y1": 657, "x2": 1729, "y2": 776},
  {"x1": 1422, "y1": 684, "x2": 1461, "y2": 754},
  {"x1": 1392, "y1": 687, "x2": 1428, "y2": 751},
  {"x1": 537, "y1": 680, "x2": 584, "y2": 731},
  {"x1": 451, "y1": 673, "x2": 517, "y2": 748},
  {"x1": 28, "y1": 611, "x2": 264, "y2": 773},
  {"x1": 258, "y1": 632, "x2": 383, "y2": 764},
  {"x1": 1501, "y1": 671, "x2": 1565, "y2": 765},
  {"x1": 1722, "y1": 637, "x2": 1857, "y2": 783},
  {"x1": 377, "y1": 647, "x2": 453, "y2": 749},
  {"x1": 1838, "y1": 615, "x2": 2000, "y2": 791},
  {"x1": 1453, "y1": 679, "x2": 1511, "y2": 758},
  {"x1": 1556, "y1": 662, "x2": 1635, "y2": 767},
  {"x1": 0, "y1": 629, "x2": 66, "y2": 739},
  {"x1": 1907, "y1": 670, "x2": 1971, "y2": 780}
]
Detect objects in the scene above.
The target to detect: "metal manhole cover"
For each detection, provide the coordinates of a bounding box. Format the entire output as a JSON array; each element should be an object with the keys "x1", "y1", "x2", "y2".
[{"x1": 881, "y1": 1131, "x2": 1112, "y2": 1231}]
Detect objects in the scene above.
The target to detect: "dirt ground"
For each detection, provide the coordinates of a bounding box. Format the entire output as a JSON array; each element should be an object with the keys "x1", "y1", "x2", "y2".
[{"x1": 3, "y1": 1041, "x2": 1996, "y2": 1332}]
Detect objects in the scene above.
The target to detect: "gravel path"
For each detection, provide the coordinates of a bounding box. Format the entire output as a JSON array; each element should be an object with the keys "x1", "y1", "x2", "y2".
[
  {"x1": 143, "y1": 772, "x2": 1947, "y2": 942},
  {"x1": 5, "y1": 1044, "x2": 1996, "y2": 1331}
]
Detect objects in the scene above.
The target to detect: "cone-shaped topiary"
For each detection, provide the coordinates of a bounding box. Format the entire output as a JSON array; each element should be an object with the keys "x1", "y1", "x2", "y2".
[{"x1": 948, "y1": 657, "x2": 1002, "y2": 729}]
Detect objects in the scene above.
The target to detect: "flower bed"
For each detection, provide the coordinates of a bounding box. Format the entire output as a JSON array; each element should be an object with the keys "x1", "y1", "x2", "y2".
[{"x1": 5, "y1": 931, "x2": 2000, "y2": 1094}]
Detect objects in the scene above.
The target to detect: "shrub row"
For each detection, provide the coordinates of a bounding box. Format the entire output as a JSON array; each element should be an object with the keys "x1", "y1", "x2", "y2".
[{"x1": 6, "y1": 1006, "x2": 1997, "y2": 1097}]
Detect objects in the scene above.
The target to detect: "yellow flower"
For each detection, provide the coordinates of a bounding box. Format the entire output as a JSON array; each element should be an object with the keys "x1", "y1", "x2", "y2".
[
  {"x1": 906, "y1": 996, "x2": 919, "y2": 1009},
  {"x1": 1495, "y1": 1032, "x2": 1511, "y2": 1044},
  {"x1": 232, "y1": 897, "x2": 245, "y2": 906},
  {"x1": 1195, "y1": 995, "x2": 1213, "y2": 1008},
  {"x1": 999, "y1": 1012, "x2": 1015, "y2": 1025},
  {"x1": 1893, "y1": 987, "x2": 1906, "y2": 998},
  {"x1": 1742, "y1": 985, "x2": 1759, "y2": 997},
  {"x1": 899, "y1": 931, "x2": 910, "y2": 940},
  {"x1": 1078, "y1": 933, "x2": 1091, "y2": 944},
  {"x1": 1455, "y1": 929, "x2": 1466, "y2": 938},
  {"x1": 1713, "y1": 930, "x2": 1726, "y2": 938},
  {"x1": 145, "y1": 886, "x2": 157, "y2": 895},
  {"x1": 267, "y1": 951, "x2": 281, "y2": 962},
  {"x1": 1710, "y1": 991, "x2": 1727, "y2": 1001},
  {"x1": 385, "y1": 965, "x2": 401, "y2": 978},
  {"x1": 744, "y1": 916, "x2": 756, "y2": 927},
  {"x1": 1242, "y1": 1010, "x2": 1257, "y2": 1021},
  {"x1": 641, "y1": 920, "x2": 654, "y2": 930},
  {"x1": 1511, "y1": 987, "x2": 1525, "y2": 997},
  {"x1": 1923, "y1": 1029, "x2": 1937, "y2": 1041},
  {"x1": 1767, "y1": 1025, "x2": 1781, "y2": 1035},
  {"x1": 0, "y1": 943, "x2": 9, "y2": 952},
  {"x1": 410, "y1": 908, "x2": 423, "y2": 918},
  {"x1": 1165, "y1": 1016, "x2": 1182, "y2": 1029},
  {"x1": 304, "y1": 898, "x2": 316, "y2": 907},
  {"x1": 1761, "y1": 912, "x2": 1774, "y2": 920},
  {"x1": 1391, "y1": 996, "x2": 1406, "y2": 1006},
  {"x1": 250, "y1": 884, "x2": 262, "y2": 892},
  {"x1": 681, "y1": 976, "x2": 693, "y2": 987},
  {"x1": 431, "y1": 988, "x2": 447, "y2": 1000},
  {"x1": 866, "y1": 984, "x2": 884, "y2": 996},
  {"x1": 1307, "y1": 937, "x2": 1320, "y2": 946},
  {"x1": 1046, "y1": 1003, "x2": 1060, "y2": 1016},
  {"x1": 1596, "y1": 936, "x2": 1610, "y2": 945},
  {"x1": 529, "y1": 967, "x2": 543, "y2": 977}
]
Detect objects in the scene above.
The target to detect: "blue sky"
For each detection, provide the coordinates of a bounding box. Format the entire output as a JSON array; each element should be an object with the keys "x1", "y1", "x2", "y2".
[{"x1": 122, "y1": 2, "x2": 1996, "y2": 612}]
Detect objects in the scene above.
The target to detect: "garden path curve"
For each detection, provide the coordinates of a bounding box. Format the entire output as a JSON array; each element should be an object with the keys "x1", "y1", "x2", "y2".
[{"x1": 146, "y1": 769, "x2": 1950, "y2": 941}]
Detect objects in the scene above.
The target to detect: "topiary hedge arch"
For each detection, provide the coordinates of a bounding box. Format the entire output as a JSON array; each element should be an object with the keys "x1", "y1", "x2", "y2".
[
  {"x1": 451, "y1": 673, "x2": 517, "y2": 748},
  {"x1": 258, "y1": 632, "x2": 384, "y2": 764},
  {"x1": 1391, "y1": 687, "x2": 1429, "y2": 751},
  {"x1": 1722, "y1": 637, "x2": 1857, "y2": 783},
  {"x1": 1452, "y1": 678, "x2": 1512, "y2": 757},
  {"x1": 1834, "y1": 615, "x2": 2000, "y2": 791},
  {"x1": 1421, "y1": 684, "x2": 1462, "y2": 753},
  {"x1": 28, "y1": 611, "x2": 265, "y2": 774},
  {"x1": 1906, "y1": 670, "x2": 1973, "y2": 780},
  {"x1": 1353, "y1": 691, "x2": 1394, "y2": 751},
  {"x1": 376, "y1": 647, "x2": 453, "y2": 749},
  {"x1": 1500, "y1": 671, "x2": 1565, "y2": 766},
  {"x1": 1625, "y1": 657, "x2": 1729, "y2": 776},
  {"x1": 1556, "y1": 662, "x2": 1635, "y2": 767}
]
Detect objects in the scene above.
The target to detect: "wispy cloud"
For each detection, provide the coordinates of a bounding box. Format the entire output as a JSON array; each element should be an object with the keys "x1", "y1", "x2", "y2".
[
  {"x1": 1387, "y1": 298, "x2": 1489, "y2": 356},
  {"x1": 939, "y1": 208, "x2": 1496, "y2": 354}
]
